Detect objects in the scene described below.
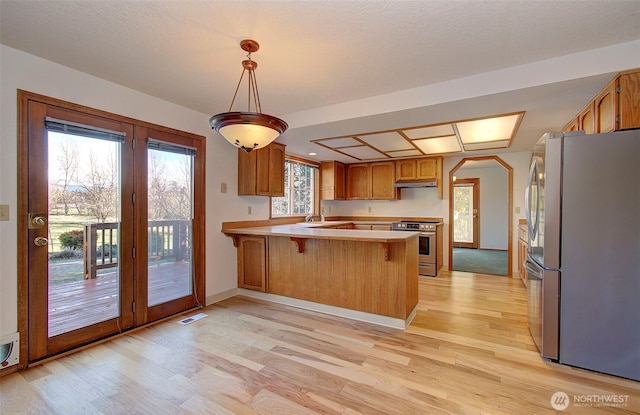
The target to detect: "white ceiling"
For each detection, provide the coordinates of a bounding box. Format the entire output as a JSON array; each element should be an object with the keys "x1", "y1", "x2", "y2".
[{"x1": 2, "y1": 0, "x2": 639, "y2": 163}]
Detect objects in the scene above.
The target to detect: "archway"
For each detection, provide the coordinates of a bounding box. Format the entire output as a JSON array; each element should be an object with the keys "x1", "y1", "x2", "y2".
[{"x1": 448, "y1": 156, "x2": 513, "y2": 277}]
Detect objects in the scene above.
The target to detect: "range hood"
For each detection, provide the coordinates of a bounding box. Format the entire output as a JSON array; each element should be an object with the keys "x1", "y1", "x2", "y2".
[{"x1": 394, "y1": 180, "x2": 438, "y2": 188}]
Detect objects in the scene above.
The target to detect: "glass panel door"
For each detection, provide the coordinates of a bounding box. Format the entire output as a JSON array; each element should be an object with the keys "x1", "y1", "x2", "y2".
[
  {"x1": 453, "y1": 178, "x2": 479, "y2": 249},
  {"x1": 47, "y1": 131, "x2": 122, "y2": 336},
  {"x1": 147, "y1": 147, "x2": 193, "y2": 306}
]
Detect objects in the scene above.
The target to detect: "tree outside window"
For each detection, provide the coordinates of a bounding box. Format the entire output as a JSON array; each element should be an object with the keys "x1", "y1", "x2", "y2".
[{"x1": 272, "y1": 160, "x2": 317, "y2": 217}]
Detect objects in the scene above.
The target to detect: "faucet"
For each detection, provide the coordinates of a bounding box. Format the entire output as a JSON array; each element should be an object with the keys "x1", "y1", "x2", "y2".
[
  {"x1": 320, "y1": 212, "x2": 325, "y2": 222},
  {"x1": 305, "y1": 214, "x2": 313, "y2": 222}
]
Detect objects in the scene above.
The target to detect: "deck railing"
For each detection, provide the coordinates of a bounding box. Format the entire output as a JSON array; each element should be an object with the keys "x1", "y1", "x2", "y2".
[{"x1": 84, "y1": 220, "x2": 190, "y2": 279}]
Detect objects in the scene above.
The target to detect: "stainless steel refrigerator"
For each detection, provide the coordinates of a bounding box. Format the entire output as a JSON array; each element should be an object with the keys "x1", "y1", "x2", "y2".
[{"x1": 524, "y1": 129, "x2": 640, "y2": 381}]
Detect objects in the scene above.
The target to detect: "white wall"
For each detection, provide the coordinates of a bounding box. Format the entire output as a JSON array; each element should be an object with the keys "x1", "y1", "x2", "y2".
[{"x1": 0, "y1": 45, "x2": 271, "y2": 337}]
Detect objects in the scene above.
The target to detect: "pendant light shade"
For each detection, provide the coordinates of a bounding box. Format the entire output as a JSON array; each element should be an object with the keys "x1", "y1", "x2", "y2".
[{"x1": 209, "y1": 39, "x2": 288, "y2": 153}]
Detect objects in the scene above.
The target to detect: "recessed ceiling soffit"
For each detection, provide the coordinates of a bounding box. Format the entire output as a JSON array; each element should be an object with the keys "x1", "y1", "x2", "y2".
[{"x1": 311, "y1": 112, "x2": 525, "y2": 161}]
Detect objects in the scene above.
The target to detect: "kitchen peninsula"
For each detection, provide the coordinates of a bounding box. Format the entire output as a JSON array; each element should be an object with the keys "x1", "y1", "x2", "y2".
[{"x1": 222, "y1": 222, "x2": 419, "y2": 327}]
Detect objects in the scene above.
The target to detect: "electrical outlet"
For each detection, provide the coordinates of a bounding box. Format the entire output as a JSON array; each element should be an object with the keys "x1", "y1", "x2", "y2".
[
  {"x1": 248, "y1": 206, "x2": 252, "y2": 215},
  {"x1": 328, "y1": 207, "x2": 332, "y2": 213},
  {"x1": 0, "y1": 204, "x2": 9, "y2": 221},
  {"x1": 367, "y1": 206, "x2": 372, "y2": 213},
  {"x1": 220, "y1": 182, "x2": 227, "y2": 193},
  {"x1": 515, "y1": 206, "x2": 521, "y2": 214}
]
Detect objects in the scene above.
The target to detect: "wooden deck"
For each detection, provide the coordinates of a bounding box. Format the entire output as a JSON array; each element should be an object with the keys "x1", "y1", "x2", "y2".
[{"x1": 48, "y1": 261, "x2": 191, "y2": 337}]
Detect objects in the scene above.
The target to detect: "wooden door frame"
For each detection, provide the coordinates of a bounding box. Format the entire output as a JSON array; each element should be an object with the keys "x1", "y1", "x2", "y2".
[
  {"x1": 452, "y1": 178, "x2": 480, "y2": 249},
  {"x1": 17, "y1": 90, "x2": 206, "y2": 368},
  {"x1": 448, "y1": 156, "x2": 513, "y2": 277}
]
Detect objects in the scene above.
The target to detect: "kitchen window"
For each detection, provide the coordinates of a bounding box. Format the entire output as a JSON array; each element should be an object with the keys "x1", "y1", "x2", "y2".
[{"x1": 271, "y1": 157, "x2": 319, "y2": 217}]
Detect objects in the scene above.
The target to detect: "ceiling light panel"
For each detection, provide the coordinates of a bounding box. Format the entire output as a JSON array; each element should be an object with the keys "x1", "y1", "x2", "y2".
[
  {"x1": 338, "y1": 146, "x2": 387, "y2": 160},
  {"x1": 403, "y1": 124, "x2": 455, "y2": 140},
  {"x1": 316, "y1": 137, "x2": 361, "y2": 148},
  {"x1": 414, "y1": 135, "x2": 461, "y2": 154},
  {"x1": 357, "y1": 131, "x2": 414, "y2": 151},
  {"x1": 456, "y1": 114, "x2": 520, "y2": 144}
]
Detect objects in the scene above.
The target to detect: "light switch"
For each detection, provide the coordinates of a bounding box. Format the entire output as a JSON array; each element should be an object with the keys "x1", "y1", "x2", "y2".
[
  {"x1": 220, "y1": 182, "x2": 227, "y2": 193},
  {"x1": 515, "y1": 206, "x2": 521, "y2": 214},
  {"x1": 0, "y1": 204, "x2": 9, "y2": 221}
]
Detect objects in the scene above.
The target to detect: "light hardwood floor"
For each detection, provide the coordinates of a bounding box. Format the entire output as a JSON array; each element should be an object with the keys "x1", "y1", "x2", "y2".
[{"x1": 1, "y1": 272, "x2": 638, "y2": 414}]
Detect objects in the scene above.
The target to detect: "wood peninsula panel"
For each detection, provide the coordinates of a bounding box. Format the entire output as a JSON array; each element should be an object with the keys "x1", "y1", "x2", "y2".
[{"x1": 267, "y1": 235, "x2": 418, "y2": 319}]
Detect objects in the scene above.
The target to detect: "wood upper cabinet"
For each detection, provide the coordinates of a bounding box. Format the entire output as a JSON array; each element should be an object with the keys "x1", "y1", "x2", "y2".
[
  {"x1": 395, "y1": 159, "x2": 417, "y2": 181},
  {"x1": 370, "y1": 161, "x2": 398, "y2": 200},
  {"x1": 578, "y1": 102, "x2": 595, "y2": 134},
  {"x1": 562, "y1": 117, "x2": 580, "y2": 132},
  {"x1": 237, "y1": 236, "x2": 267, "y2": 292},
  {"x1": 564, "y1": 68, "x2": 640, "y2": 134},
  {"x1": 395, "y1": 157, "x2": 440, "y2": 181},
  {"x1": 320, "y1": 161, "x2": 345, "y2": 200},
  {"x1": 346, "y1": 163, "x2": 371, "y2": 200},
  {"x1": 238, "y1": 142, "x2": 286, "y2": 196},
  {"x1": 618, "y1": 70, "x2": 640, "y2": 130},
  {"x1": 346, "y1": 161, "x2": 399, "y2": 200},
  {"x1": 595, "y1": 78, "x2": 617, "y2": 133}
]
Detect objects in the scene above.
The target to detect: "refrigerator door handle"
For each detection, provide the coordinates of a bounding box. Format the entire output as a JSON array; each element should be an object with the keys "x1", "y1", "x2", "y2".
[
  {"x1": 525, "y1": 160, "x2": 540, "y2": 243},
  {"x1": 524, "y1": 259, "x2": 542, "y2": 280}
]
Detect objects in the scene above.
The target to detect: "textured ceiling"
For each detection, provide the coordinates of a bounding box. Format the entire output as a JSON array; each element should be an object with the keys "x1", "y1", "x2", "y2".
[{"x1": 1, "y1": 0, "x2": 639, "y2": 162}]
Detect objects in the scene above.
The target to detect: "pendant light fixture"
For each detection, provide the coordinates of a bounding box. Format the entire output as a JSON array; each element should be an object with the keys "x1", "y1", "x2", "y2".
[{"x1": 209, "y1": 39, "x2": 288, "y2": 153}]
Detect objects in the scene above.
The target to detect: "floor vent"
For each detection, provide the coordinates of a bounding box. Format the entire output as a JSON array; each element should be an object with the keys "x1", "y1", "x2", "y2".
[{"x1": 177, "y1": 313, "x2": 208, "y2": 325}]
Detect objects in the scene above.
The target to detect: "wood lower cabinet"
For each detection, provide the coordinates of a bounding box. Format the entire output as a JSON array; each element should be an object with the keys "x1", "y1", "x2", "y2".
[
  {"x1": 517, "y1": 225, "x2": 528, "y2": 287},
  {"x1": 237, "y1": 236, "x2": 267, "y2": 292},
  {"x1": 238, "y1": 142, "x2": 285, "y2": 196},
  {"x1": 320, "y1": 161, "x2": 345, "y2": 200}
]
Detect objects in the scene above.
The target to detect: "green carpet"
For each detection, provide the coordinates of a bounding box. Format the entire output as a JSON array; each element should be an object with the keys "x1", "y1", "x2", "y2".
[{"x1": 452, "y1": 248, "x2": 508, "y2": 276}]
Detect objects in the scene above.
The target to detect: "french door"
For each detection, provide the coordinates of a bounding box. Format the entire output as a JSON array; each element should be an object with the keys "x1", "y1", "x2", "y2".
[
  {"x1": 453, "y1": 178, "x2": 479, "y2": 249},
  {"x1": 19, "y1": 91, "x2": 205, "y2": 363}
]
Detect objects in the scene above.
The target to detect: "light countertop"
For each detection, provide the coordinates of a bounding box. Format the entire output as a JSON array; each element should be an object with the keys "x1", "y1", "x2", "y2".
[{"x1": 223, "y1": 223, "x2": 419, "y2": 242}]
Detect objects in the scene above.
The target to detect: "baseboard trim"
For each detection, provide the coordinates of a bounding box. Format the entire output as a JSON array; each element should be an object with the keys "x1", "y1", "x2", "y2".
[
  {"x1": 236, "y1": 289, "x2": 412, "y2": 329},
  {"x1": 205, "y1": 288, "x2": 239, "y2": 306}
]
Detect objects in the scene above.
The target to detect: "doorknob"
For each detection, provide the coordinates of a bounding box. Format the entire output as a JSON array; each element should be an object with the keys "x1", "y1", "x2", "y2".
[{"x1": 34, "y1": 236, "x2": 48, "y2": 247}]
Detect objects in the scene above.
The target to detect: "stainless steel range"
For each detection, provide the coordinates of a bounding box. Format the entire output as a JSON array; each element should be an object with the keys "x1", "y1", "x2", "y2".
[{"x1": 392, "y1": 221, "x2": 437, "y2": 277}]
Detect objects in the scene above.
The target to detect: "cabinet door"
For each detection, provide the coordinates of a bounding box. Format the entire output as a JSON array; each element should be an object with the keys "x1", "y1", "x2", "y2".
[
  {"x1": 254, "y1": 142, "x2": 285, "y2": 197},
  {"x1": 320, "y1": 161, "x2": 346, "y2": 200},
  {"x1": 595, "y1": 79, "x2": 617, "y2": 133},
  {"x1": 346, "y1": 164, "x2": 371, "y2": 200},
  {"x1": 268, "y1": 143, "x2": 286, "y2": 197},
  {"x1": 416, "y1": 158, "x2": 438, "y2": 179},
  {"x1": 395, "y1": 160, "x2": 417, "y2": 181},
  {"x1": 371, "y1": 161, "x2": 398, "y2": 200},
  {"x1": 562, "y1": 117, "x2": 580, "y2": 132},
  {"x1": 256, "y1": 147, "x2": 271, "y2": 195},
  {"x1": 238, "y1": 236, "x2": 267, "y2": 292},
  {"x1": 578, "y1": 102, "x2": 595, "y2": 134},
  {"x1": 618, "y1": 71, "x2": 640, "y2": 130},
  {"x1": 237, "y1": 149, "x2": 257, "y2": 195}
]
